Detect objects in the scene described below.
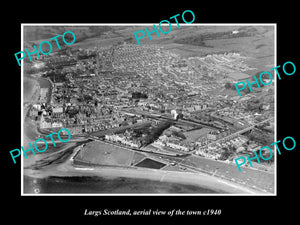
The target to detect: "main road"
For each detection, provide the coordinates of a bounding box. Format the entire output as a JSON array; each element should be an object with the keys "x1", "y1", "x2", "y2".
[
  {"x1": 120, "y1": 109, "x2": 219, "y2": 129},
  {"x1": 200, "y1": 117, "x2": 273, "y2": 147}
]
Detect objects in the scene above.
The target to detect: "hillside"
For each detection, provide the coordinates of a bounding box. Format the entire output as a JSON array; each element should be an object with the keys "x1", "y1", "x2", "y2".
[
  {"x1": 23, "y1": 26, "x2": 112, "y2": 50},
  {"x1": 23, "y1": 25, "x2": 274, "y2": 72}
]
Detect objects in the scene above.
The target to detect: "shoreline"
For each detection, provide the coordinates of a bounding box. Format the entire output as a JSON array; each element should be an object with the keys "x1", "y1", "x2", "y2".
[
  {"x1": 23, "y1": 145, "x2": 267, "y2": 195},
  {"x1": 24, "y1": 166, "x2": 266, "y2": 194},
  {"x1": 24, "y1": 76, "x2": 40, "y2": 103}
]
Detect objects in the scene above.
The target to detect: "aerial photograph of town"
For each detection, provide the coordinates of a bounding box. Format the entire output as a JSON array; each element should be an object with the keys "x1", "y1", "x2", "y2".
[{"x1": 22, "y1": 24, "x2": 275, "y2": 195}]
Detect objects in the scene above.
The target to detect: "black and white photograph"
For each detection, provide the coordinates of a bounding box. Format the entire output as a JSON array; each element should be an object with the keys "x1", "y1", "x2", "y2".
[
  {"x1": 21, "y1": 24, "x2": 276, "y2": 195},
  {"x1": 3, "y1": 4, "x2": 298, "y2": 224}
]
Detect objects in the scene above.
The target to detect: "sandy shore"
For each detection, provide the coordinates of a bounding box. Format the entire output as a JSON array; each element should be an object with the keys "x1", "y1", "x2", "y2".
[
  {"x1": 24, "y1": 145, "x2": 266, "y2": 195},
  {"x1": 24, "y1": 76, "x2": 40, "y2": 103}
]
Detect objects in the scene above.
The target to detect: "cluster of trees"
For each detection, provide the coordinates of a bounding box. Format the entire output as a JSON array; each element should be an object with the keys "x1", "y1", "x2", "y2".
[
  {"x1": 247, "y1": 128, "x2": 274, "y2": 146},
  {"x1": 45, "y1": 71, "x2": 67, "y2": 83},
  {"x1": 245, "y1": 98, "x2": 264, "y2": 112},
  {"x1": 172, "y1": 131, "x2": 186, "y2": 140},
  {"x1": 124, "y1": 37, "x2": 134, "y2": 44},
  {"x1": 219, "y1": 145, "x2": 236, "y2": 161},
  {"x1": 259, "y1": 150, "x2": 274, "y2": 164},
  {"x1": 224, "y1": 82, "x2": 236, "y2": 90},
  {"x1": 140, "y1": 121, "x2": 173, "y2": 146},
  {"x1": 65, "y1": 107, "x2": 79, "y2": 117},
  {"x1": 225, "y1": 82, "x2": 253, "y2": 95}
]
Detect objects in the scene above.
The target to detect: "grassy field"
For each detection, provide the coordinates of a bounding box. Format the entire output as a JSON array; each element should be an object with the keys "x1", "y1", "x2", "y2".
[
  {"x1": 74, "y1": 141, "x2": 147, "y2": 167},
  {"x1": 76, "y1": 141, "x2": 133, "y2": 166}
]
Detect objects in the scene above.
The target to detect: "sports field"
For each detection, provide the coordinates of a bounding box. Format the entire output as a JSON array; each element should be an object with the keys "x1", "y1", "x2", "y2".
[{"x1": 74, "y1": 141, "x2": 147, "y2": 167}]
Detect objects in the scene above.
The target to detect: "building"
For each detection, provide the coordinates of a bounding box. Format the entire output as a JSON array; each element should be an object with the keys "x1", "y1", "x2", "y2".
[
  {"x1": 262, "y1": 104, "x2": 270, "y2": 110},
  {"x1": 207, "y1": 130, "x2": 220, "y2": 141},
  {"x1": 66, "y1": 126, "x2": 83, "y2": 135},
  {"x1": 54, "y1": 82, "x2": 64, "y2": 87},
  {"x1": 165, "y1": 141, "x2": 189, "y2": 152},
  {"x1": 105, "y1": 134, "x2": 141, "y2": 148},
  {"x1": 52, "y1": 106, "x2": 64, "y2": 116},
  {"x1": 40, "y1": 88, "x2": 49, "y2": 103},
  {"x1": 196, "y1": 147, "x2": 221, "y2": 160},
  {"x1": 29, "y1": 108, "x2": 38, "y2": 118},
  {"x1": 171, "y1": 109, "x2": 178, "y2": 120},
  {"x1": 53, "y1": 106, "x2": 63, "y2": 113},
  {"x1": 40, "y1": 119, "x2": 52, "y2": 129},
  {"x1": 52, "y1": 122, "x2": 62, "y2": 128},
  {"x1": 32, "y1": 104, "x2": 41, "y2": 111}
]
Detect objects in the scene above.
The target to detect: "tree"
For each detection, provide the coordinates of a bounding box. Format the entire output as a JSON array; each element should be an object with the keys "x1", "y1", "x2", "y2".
[
  {"x1": 172, "y1": 131, "x2": 186, "y2": 139},
  {"x1": 243, "y1": 88, "x2": 251, "y2": 94},
  {"x1": 225, "y1": 82, "x2": 232, "y2": 89},
  {"x1": 220, "y1": 148, "x2": 234, "y2": 160}
]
